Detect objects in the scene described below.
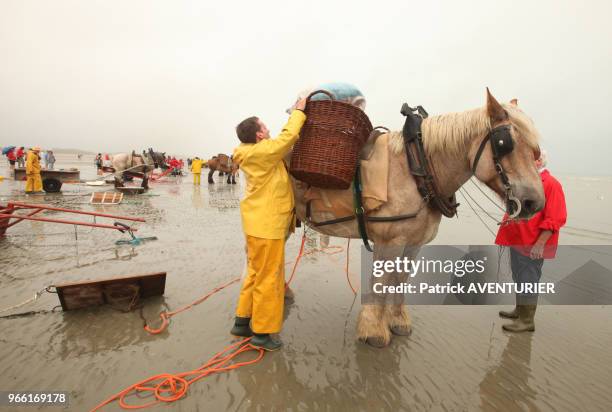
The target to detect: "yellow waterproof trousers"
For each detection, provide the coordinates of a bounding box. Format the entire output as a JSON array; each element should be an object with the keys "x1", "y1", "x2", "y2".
[
  {"x1": 236, "y1": 235, "x2": 285, "y2": 334},
  {"x1": 25, "y1": 174, "x2": 43, "y2": 192},
  {"x1": 193, "y1": 173, "x2": 201, "y2": 185}
]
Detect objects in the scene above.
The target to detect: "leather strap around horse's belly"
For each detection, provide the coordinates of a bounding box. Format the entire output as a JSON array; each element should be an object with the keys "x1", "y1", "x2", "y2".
[{"x1": 304, "y1": 163, "x2": 422, "y2": 252}]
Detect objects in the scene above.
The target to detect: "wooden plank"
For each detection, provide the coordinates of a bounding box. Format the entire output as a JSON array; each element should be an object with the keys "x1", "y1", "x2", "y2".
[{"x1": 54, "y1": 272, "x2": 166, "y2": 311}]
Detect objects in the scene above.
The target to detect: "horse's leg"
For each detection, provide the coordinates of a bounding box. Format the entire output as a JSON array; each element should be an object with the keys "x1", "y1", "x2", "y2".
[
  {"x1": 208, "y1": 169, "x2": 214, "y2": 184},
  {"x1": 357, "y1": 305, "x2": 391, "y2": 348},
  {"x1": 231, "y1": 172, "x2": 236, "y2": 184},
  {"x1": 385, "y1": 246, "x2": 418, "y2": 336},
  {"x1": 226, "y1": 173, "x2": 231, "y2": 184},
  {"x1": 357, "y1": 243, "x2": 393, "y2": 348},
  {"x1": 113, "y1": 171, "x2": 123, "y2": 187}
]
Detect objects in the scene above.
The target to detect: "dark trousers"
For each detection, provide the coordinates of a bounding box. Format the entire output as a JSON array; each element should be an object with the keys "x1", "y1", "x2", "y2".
[{"x1": 510, "y1": 248, "x2": 544, "y2": 305}]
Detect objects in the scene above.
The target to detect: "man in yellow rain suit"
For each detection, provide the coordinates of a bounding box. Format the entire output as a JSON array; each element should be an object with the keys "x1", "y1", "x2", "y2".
[
  {"x1": 191, "y1": 156, "x2": 204, "y2": 185},
  {"x1": 25, "y1": 146, "x2": 43, "y2": 193},
  {"x1": 230, "y1": 98, "x2": 307, "y2": 351}
]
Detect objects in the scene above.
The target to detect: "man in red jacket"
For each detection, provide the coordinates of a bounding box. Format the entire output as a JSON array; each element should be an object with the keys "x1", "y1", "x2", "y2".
[
  {"x1": 495, "y1": 150, "x2": 567, "y2": 332},
  {"x1": 16, "y1": 147, "x2": 25, "y2": 168},
  {"x1": 6, "y1": 148, "x2": 17, "y2": 173}
]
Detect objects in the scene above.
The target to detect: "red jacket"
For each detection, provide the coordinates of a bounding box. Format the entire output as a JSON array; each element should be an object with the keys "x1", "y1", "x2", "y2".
[
  {"x1": 7, "y1": 149, "x2": 16, "y2": 161},
  {"x1": 495, "y1": 169, "x2": 567, "y2": 258},
  {"x1": 16, "y1": 148, "x2": 24, "y2": 158}
]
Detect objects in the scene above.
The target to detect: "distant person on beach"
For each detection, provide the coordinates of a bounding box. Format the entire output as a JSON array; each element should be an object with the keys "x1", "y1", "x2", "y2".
[
  {"x1": 41, "y1": 150, "x2": 48, "y2": 169},
  {"x1": 229, "y1": 97, "x2": 307, "y2": 351},
  {"x1": 6, "y1": 148, "x2": 16, "y2": 173},
  {"x1": 191, "y1": 157, "x2": 203, "y2": 185},
  {"x1": 103, "y1": 154, "x2": 112, "y2": 168},
  {"x1": 47, "y1": 150, "x2": 56, "y2": 170},
  {"x1": 496, "y1": 149, "x2": 567, "y2": 332},
  {"x1": 16, "y1": 147, "x2": 25, "y2": 168},
  {"x1": 95, "y1": 153, "x2": 102, "y2": 170},
  {"x1": 25, "y1": 146, "x2": 43, "y2": 193}
]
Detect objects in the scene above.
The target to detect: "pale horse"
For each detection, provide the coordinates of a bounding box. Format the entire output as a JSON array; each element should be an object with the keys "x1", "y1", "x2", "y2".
[{"x1": 290, "y1": 89, "x2": 545, "y2": 347}]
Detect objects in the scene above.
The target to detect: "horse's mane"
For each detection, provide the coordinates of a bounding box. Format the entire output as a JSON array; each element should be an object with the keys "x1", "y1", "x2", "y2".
[{"x1": 388, "y1": 104, "x2": 540, "y2": 156}]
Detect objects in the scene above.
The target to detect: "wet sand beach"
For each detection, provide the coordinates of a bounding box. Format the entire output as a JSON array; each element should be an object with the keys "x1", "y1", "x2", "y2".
[{"x1": 1, "y1": 154, "x2": 612, "y2": 411}]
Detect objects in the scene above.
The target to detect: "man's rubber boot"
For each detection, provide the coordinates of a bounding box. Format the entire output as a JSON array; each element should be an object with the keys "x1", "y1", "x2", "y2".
[
  {"x1": 499, "y1": 296, "x2": 520, "y2": 319},
  {"x1": 250, "y1": 333, "x2": 282, "y2": 351},
  {"x1": 502, "y1": 305, "x2": 536, "y2": 332},
  {"x1": 230, "y1": 317, "x2": 253, "y2": 337}
]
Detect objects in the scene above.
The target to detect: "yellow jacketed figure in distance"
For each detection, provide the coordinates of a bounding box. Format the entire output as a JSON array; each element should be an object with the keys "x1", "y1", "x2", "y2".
[
  {"x1": 191, "y1": 157, "x2": 204, "y2": 185},
  {"x1": 230, "y1": 102, "x2": 307, "y2": 351},
  {"x1": 25, "y1": 147, "x2": 43, "y2": 193}
]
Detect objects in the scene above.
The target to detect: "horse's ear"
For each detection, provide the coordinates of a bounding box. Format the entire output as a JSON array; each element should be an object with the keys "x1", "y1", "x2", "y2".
[
  {"x1": 510, "y1": 98, "x2": 518, "y2": 107},
  {"x1": 486, "y1": 87, "x2": 508, "y2": 123}
]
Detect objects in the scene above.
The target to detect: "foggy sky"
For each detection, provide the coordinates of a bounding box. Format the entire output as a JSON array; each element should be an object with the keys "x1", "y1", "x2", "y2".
[{"x1": 1, "y1": 0, "x2": 611, "y2": 175}]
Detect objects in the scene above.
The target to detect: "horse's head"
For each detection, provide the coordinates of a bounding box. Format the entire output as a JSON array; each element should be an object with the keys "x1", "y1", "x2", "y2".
[
  {"x1": 470, "y1": 89, "x2": 544, "y2": 219},
  {"x1": 147, "y1": 148, "x2": 168, "y2": 170}
]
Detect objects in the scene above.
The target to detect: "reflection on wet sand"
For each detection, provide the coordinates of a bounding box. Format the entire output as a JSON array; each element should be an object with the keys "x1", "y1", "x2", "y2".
[
  {"x1": 480, "y1": 334, "x2": 537, "y2": 411},
  {"x1": 208, "y1": 184, "x2": 240, "y2": 211},
  {"x1": 49, "y1": 296, "x2": 170, "y2": 361}
]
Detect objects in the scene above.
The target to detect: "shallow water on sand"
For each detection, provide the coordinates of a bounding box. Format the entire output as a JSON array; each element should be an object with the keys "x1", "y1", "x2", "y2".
[{"x1": 1, "y1": 155, "x2": 611, "y2": 411}]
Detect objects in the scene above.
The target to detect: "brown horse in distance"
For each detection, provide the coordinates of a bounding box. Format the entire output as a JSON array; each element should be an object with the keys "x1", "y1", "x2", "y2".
[{"x1": 207, "y1": 154, "x2": 238, "y2": 184}]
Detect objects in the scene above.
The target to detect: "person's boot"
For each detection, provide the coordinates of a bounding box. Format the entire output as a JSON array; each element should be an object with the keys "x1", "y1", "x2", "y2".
[
  {"x1": 502, "y1": 305, "x2": 536, "y2": 332},
  {"x1": 499, "y1": 296, "x2": 519, "y2": 319},
  {"x1": 250, "y1": 333, "x2": 282, "y2": 351},
  {"x1": 230, "y1": 317, "x2": 253, "y2": 337}
]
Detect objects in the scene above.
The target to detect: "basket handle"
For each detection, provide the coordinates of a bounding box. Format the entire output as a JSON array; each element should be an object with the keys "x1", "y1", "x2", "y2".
[{"x1": 306, "y1": 89, "x2": 336, "y2": 103}]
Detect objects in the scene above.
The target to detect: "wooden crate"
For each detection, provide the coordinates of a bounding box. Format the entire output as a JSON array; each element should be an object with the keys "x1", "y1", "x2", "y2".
[
  {"x1": 54, "y1": 272, "x2": 166, "y2": 311},
  {"x1": 90, "y1": 191, "x2": 124, "y2": 205}
]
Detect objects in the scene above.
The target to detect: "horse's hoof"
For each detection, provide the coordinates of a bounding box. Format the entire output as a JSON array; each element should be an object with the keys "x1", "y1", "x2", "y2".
[
  {"x1": 360, "y1": 336, "x2": 389, "y2": 348},
  {"x1": 390, "y1": 325, "x2": 412, "y2": 336}
]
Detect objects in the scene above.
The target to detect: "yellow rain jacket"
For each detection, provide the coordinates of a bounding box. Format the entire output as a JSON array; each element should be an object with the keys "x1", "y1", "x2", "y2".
[
  {"x1": 233, "y1": 110, "x2": 306, "y2": 239},
  {"x1": 25, "y1": 150, "x2": 43, "y2": 192},
  {"x1": 191, "y1": 158, "x2": 204, "y2": 173},
  {"x1": 26, "y1": 150, "x2": 41, "y2": 175}
]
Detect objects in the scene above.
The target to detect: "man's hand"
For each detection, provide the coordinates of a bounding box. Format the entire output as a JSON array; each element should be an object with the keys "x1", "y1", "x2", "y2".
[
  {"x1": 530, "y1": 243, "x2": 545, "y2": 259},
  {"x1": 294, "y1": 97, "x2": 307, "y2": 112},
  {"x1": 530, "y1": 230, "x2": 553, "y2": 259}
]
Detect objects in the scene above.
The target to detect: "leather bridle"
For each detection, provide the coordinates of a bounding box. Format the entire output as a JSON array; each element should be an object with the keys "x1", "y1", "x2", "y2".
[{"x1": 471, "y1": 124, "x2": 522, "y2": 218}]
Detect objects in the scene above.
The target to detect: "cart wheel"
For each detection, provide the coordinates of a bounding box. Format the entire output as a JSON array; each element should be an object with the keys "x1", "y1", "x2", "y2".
[{"x1": 43, "y1": 178, "x2": 62, "y2": 193}]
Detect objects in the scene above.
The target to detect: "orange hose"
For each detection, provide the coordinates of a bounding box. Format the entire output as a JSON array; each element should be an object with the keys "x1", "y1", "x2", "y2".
[
  {"x1": 144, "y1": 277, "x2": 241, "y2": 334},
  {"x1": 90, "y1": 338, "x2": 263, "y2": 411}
]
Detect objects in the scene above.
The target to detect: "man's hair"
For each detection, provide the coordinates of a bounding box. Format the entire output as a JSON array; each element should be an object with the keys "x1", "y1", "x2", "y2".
[{"x1": 236, "y1": 116, "x2": 260, "y2": 144}]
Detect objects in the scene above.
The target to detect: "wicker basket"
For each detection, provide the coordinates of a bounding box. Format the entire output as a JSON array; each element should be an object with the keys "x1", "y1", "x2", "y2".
[{"x1": 290, "y1": 90, "x2": 373, "y2": 189}]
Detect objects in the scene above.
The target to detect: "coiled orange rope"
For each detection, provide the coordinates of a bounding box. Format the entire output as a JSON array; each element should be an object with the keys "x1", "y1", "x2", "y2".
[{"x1": 90, "y1": 338, "x2": 263, "y2": 411}]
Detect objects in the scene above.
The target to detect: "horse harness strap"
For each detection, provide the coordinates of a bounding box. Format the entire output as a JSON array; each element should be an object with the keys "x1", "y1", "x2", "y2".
[
  {"x1": 471, "y1": 124, "x2": 521, "y2": 217},
  {"x1": 400, "y1": 103, "x2": 458, "y2": 218},
  {"x1": 305, "y1": 162, "x2": 422, "y2": 251}
]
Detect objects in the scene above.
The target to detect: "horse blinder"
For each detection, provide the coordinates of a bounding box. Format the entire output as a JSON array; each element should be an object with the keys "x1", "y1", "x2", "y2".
[{"x1": 490, "y1": 125, "x2": 514, "y2": 159}]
